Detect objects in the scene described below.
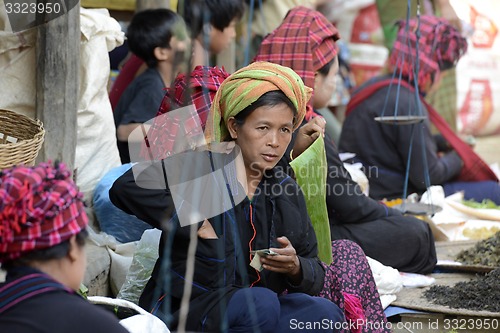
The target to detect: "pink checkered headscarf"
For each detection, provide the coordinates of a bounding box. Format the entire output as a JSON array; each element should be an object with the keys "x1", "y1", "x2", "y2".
[
  {"x1": 0, "y1": 162, "x2": 88, "y2": 262},
  {"x1": 389, "y1": 15, "x2": 467, "y2": 93},
  {"x1": 142, "y1": 66, "x2": 230, "y2": 160},
  {"x1": 253, "y1": 6, "x2": 340, "y2": 120}
]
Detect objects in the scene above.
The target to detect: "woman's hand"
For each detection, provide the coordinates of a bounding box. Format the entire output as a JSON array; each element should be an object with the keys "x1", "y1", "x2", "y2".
[
  {"x1": 261, "y1": 236, "x2": 302, "y2": 284},
  {"x1": 291, "y1": 116, "x2": 326, "y2": 159}
]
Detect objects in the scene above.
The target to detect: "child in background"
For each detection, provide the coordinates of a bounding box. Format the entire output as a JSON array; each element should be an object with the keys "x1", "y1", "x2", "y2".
[{"x1": 113, "y1": 8, "x2": 188, "y2": 163}]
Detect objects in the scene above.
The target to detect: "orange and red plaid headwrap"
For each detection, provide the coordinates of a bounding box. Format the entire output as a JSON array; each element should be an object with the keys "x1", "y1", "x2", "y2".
[
  {"x1": 0, "y1": 162, "x2": 88, "y2": 262},
  {"x1": 142, "y1": 66, "x2": 230, "y2": 160},
  {"x1": 253, "y1": 6, "x2": 340, "y2": 120},
  {"x1": 389, "y1": 15, "x2": 467, "y2": 93}
]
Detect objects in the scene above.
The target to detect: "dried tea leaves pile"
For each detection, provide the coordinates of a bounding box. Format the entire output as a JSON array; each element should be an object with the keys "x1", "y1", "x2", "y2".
[
  {"x1": 455, "y1": 231, "x2": 500, "y2": 267},
  {"x1": 424, "y1": 268, "x2": 500, "y2": 313}
]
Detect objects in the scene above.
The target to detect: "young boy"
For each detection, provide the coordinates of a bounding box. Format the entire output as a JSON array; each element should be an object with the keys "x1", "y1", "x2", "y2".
[
  {"x1": 109, "y1": 0, "x2": 244, "y2": 117},
  {"x1": 113, "y1": 8, "x2": 188, "y2": 163}
]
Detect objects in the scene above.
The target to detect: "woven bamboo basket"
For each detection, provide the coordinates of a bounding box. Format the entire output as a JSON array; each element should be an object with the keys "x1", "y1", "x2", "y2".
[{"x1": 0, "y1": 109, "x2": 45, "y2": 169}]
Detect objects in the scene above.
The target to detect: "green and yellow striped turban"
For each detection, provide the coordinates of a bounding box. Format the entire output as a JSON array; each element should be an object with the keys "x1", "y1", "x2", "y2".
[{"x1": 205, "y1": 61, "x2": 312, "y2": 143}]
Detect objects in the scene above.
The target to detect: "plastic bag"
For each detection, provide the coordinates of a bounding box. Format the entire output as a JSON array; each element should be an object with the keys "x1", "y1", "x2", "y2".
[
  {"x1": 117, "y1": 229, "x2": 161, "y2": 304},
  {"x1": 89, "y1": 296, "x2": 170, "y2": 333},
  {"x1": 93, "y1": 163, "x2": 152, "y2": 243}
]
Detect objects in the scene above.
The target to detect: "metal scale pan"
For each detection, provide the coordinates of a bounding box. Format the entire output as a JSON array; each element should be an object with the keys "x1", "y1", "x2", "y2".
[{"x1": 374, "y1": 115, "x2": 427, "y2": 125}]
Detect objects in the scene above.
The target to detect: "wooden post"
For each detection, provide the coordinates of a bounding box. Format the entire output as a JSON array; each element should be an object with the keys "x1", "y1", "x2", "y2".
[
  {"x1": 136, "y1": 0, "x2": 170, "y2": 11},
  {"x1": 35, "y1": 4, "x2": 80, "y2": 172}
]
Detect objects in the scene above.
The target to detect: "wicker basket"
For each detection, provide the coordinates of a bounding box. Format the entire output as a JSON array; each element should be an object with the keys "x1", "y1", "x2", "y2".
[{"x1": 0, "y1": 109, "x2": 45, "y2": 169}]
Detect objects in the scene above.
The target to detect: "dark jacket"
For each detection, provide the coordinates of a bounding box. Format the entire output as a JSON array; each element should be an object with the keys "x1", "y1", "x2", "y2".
[
  {"x1": 277, "y1": 118, "x2": 437, "y2": 274},
  {"x1": 339, "y1": 75, "x2": 462, "y2": 200},
  {"x1": 109, "y1": 151, "x2": 324, "y2": 331},
  {"x1": 0, "y1": 267, "x2": 128, "y2": 333}
]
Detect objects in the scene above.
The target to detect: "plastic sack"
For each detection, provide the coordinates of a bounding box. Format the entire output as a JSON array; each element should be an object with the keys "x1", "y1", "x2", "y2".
[
  {"x1": 366, "y1": 256, "x2": 402, "y2": 309},
  {"x1": 366, "y1": 256, "x2": 402, "y2": 295},
  {"x1": 343, "y1": 162, "x2": 369, "y2": 196},
  {"x1": 89, "y1": 296, "x2": 170, "y2": 333},
  {"x1": 118, "y1": 229, "x2": 161, "y2": 304},
  {"x1": 86, "y1": 225, "x2": 136, "y2": 296},
  {"x1": 87, "y1": 224, "x2": 120, "y2": 248},
  {"x1": 93, "y1": 163, "x2": 152, "y2": 243},
  {"x1": 454, "y1": 0, "x2": 500, "y2": 136},
  {"x1": 108, "y1": 242, "x2": 137, "y2": 296},
  {"x1": 339, "y1": 152, "x2": 370, "y2": 196}
]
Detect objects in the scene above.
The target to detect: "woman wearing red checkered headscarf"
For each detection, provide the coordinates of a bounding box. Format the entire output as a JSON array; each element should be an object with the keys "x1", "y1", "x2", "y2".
[
  {"x1": 340, "y1": 15, "x2": 500, "y2": 204},
  {"x1": 0, "y1": 162, "x2": 128, "y2": 333},
  {"x1": 254, "y1": 6, "x2": 401, "y2": 333}
]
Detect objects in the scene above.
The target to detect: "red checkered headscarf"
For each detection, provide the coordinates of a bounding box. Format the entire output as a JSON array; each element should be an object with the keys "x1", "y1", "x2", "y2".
[
  {"x1": 0, "y1": 162, "x2": 88, "y2": 263},
  {"x1": 253, "y1": 6, "x2": 340, "y2": 120},
  {"x1": 142, "y1": 65, "x2": 230, "y2": 160},
  {"x1": 389, "y1": 15, "x2": 467, "y2": 93}
]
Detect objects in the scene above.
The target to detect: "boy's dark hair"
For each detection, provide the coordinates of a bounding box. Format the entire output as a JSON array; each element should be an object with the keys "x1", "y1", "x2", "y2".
[
  {"x1": 127, "y1": 8, "x2": 184, "y2": 68},
  {"x1": 178, "y1": 0, "x2": 244, "y2": 39}
]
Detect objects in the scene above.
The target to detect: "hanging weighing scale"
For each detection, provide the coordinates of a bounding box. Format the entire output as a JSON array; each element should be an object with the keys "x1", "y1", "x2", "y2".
[{"x1": 377, "y1": 0, "x2": 440, "y2": 216}]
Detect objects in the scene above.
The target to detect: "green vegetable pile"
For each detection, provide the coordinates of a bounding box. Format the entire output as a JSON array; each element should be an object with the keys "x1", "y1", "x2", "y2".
[{"x1": 462, "y1": 199, "x2": 500, "y2": 210}]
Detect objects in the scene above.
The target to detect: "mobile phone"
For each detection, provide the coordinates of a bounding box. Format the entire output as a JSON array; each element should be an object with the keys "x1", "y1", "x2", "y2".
[{"x1": 251, "y1": 249, "x2": 278, "y2": 256}]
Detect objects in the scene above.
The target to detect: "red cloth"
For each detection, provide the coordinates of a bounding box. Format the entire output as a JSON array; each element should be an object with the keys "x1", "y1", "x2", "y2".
[
  {"x1": 343, "y1": 292, "x2": 366, "y2": 333},
  {"x1": 253, "y1": 6, "x2": 340, "y2": 120},
  {"x1": 109, "y1": 54, "x2": 145, "y2": 111},
  {"x1": 142, "y1": 66, "x2": 230, "y2": 160},
  {"x1": 346, "y1": 78, "x2": 498, "y2": 183},
  {"x1": 389, "y1": 15, "x2": 467, "y2": 93},
  {"x1": 0, "y1": 162, "x2": 88, "y2": 262}
]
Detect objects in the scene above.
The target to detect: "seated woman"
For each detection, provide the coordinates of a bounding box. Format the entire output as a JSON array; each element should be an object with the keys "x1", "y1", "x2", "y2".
[
  {"x1": 254, "y1": 6, "x2": 437, "y2": 277},
  {"x1": 110, "y1": 62, "x2": 345, "y2": 332},
  {"x1": 145, "y1": 65, "x2": 389, "y2": 332},
  {"x1": 339, "y1": 15, "x2": 500, "y2": 204},
  {"x1": 0, "y1": 162, "x2": 128, "y2": 333}
]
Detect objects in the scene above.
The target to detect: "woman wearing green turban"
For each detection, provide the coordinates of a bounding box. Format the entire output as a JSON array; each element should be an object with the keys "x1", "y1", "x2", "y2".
[{"x1": 110, "y1": 61, "x2": 345, "y2": 332}]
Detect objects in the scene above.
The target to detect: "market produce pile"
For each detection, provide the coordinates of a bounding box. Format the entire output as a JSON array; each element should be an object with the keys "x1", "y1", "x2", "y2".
[
  {"x1": 455, "y1": 231, "x2": 500, "y2": 267},
  {"x1": 424, "y1": 268, "x2": 500, "y2": 312}
]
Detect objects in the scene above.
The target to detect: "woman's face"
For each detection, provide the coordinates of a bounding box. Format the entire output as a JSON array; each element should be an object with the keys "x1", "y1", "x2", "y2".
[
  {"x1": 227, "y1": 103, "x2": 294, "y2": 179},
  {"x1": 312, "y1": 57, "x2": 339, "y2": 109},
  {"x1": 209, "y1": 19, "x2": 237, "y2": 55}
]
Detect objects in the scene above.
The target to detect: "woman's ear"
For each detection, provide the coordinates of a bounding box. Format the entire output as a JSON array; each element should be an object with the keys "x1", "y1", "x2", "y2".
[
  {"x1": 226, "y1": 117, "x2": 238, "y2": 139},
  {"x1": 313, "y1": 71, "x2": 320, "y2": 90},
  {"x1": 154, "y1": 46, "x2": 169, "y2": 61},
  {"x1": 67, "y1": 235, "x2": 79, "y2": 263}
]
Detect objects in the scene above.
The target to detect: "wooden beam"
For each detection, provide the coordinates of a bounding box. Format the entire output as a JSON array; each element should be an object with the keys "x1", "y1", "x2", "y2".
[{"x1": 35, "y1": 4, "x2": 80, "y2": 172}]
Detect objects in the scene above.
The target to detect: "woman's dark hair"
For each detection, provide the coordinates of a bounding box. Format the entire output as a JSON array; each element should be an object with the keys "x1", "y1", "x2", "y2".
[
  {"x1": 179, "y1": 0, "x2": 244, "y2": 39},
  {"x1": 127, "y1": 8, "x2": 183, "y2": 68},
  {"x1": 1, "y1": 229, "x2": 89, "y2": 271},
  {"x1": 438, "y1": 60, "x2": 455, "y2": 71},
  {"x1": 316, "y1": 56, "x2": 338, "y2": 76},
  {"x1": 232, "y1": 90, "x2": 297, "y2": 128}
]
